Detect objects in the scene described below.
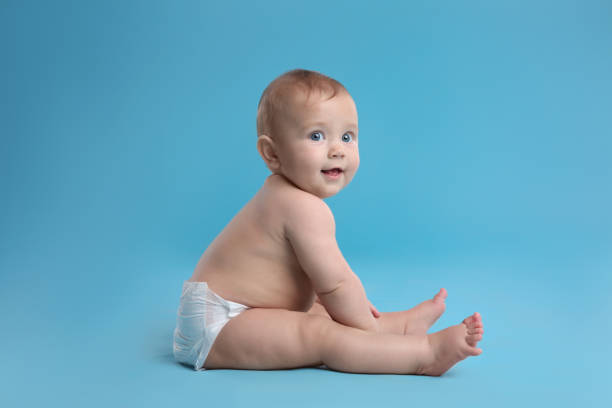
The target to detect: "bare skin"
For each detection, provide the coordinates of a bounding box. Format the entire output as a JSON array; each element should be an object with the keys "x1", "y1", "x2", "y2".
[
  {"x1": 186, "y1": 88, "x2": 485, "y2": 375},
  {"x1": 419, "y1": 312, "x2": 484, "y2": 376},
  {"x1": 307, "y1": 287, "x2": 486, "y2": 376},
  {"x1": 204, "y1": 304, "x2": 483, "y2": 376},
  {"x1": 386, "y1": 288, "x2": 448, "y2": 336},
  {"x1": 189, "y1": 173, "x2": 450, "y2": 339},
  {"x1": 307, "y1": 287, "x2": 449, "y2": 336}
]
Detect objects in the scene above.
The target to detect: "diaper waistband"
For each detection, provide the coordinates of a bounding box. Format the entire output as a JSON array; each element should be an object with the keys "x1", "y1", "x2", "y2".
[{"x1": 181, "y1": 280, "x2": 250, "y2": 310}]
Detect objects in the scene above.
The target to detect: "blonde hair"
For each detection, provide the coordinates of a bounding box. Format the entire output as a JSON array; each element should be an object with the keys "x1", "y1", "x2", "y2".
[{"x1": 256, "y1": 69, "x2": 349, "y2": 140}]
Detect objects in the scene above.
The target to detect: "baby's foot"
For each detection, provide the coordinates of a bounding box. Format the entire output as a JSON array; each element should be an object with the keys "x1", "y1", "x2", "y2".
[
  {"x1": 402, "y1": 288, "x2": 448, "y2": 335},
  {"x1": 417, "y1": 312, "x2": 484, "y2": 376}
]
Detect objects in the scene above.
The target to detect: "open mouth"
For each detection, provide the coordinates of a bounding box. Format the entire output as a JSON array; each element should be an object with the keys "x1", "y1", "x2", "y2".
[{"x1": 321, "y1": 168, "x2": 343, "y2": 176}]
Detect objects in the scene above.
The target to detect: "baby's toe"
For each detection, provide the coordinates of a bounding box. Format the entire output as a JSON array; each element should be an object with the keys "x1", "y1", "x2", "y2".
[
  {"x1": 466, "y1": 333, "x2": 482, "y2": 347},
  {"x1": 462, "y1": 315, "x2": 475, "y2": 326},
  {"x1": 463, "y1": 313, "x2": 482, "y2": 328},
  {"x1": 433, "y1": 288, "x2": 448, "y2": 303},
  {"x1": 468, "y1": 327, "x2": 484, "y2": 335}
]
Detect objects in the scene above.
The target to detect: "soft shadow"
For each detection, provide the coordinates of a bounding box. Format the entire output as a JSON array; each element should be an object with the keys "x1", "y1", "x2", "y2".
[
  {"x1": 147, "y1": 323, "x2": 184, "y2": 368},
  {"x1": 155, "y1": 351, "x2": 177, "y2": 364}
]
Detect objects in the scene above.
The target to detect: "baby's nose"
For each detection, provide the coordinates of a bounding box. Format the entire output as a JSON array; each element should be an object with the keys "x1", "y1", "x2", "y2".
[{"x1": 329, "y1": 145, "x2": 345, "y2": 158}]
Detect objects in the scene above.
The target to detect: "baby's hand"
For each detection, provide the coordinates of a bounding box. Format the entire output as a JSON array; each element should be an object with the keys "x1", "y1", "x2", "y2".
[{"x1": 368, "y1": 299, "x2": 381, "y2": 318}]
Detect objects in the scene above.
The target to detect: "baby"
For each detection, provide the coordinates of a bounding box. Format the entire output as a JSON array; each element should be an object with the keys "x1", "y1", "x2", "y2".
[{"x1": 173, "y1": 69, "x2": 484, "y2": 375}]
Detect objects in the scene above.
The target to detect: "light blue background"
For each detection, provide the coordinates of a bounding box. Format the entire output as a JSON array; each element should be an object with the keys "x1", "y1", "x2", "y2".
[{"x1": 1, "y1": 0, "x2": 610, "y2": 406}]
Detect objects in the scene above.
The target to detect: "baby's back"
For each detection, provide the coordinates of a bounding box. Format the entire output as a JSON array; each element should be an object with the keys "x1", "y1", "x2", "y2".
[{"x1": 189, "y1": 174, "x2": 316, "y2": 311}]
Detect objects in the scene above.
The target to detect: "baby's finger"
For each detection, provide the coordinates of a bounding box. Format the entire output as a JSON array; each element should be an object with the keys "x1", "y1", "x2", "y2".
[{"x1": 369, "y1": 303, "x2": 381, "y2": 317}]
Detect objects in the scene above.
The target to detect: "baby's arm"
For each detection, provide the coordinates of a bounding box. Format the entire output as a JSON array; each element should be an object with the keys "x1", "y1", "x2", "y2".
[
  {"x1": 315, "y1": 294, "x2": 381, "y2": 318},
  {"x1": 285, "y1": 196, "x2": 379, "y2": 332}
]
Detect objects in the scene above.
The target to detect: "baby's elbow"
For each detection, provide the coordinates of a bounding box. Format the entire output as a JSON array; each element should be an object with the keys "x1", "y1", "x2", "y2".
[
  {"x1": 315, "y1": 278, "x2": 345, "y2": 298},
  {"x1": 318, "y1": 267, "x2": 358, "y2": 297}
]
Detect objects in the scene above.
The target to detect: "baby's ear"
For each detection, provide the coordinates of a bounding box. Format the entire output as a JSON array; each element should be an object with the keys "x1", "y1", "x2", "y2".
[{"x1": 257, "y1": 134, "x2": 281, "y2": 172}]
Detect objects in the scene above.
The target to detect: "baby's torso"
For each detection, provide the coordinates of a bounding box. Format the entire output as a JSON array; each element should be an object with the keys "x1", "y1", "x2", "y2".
[{"x1": 189, "y1": 174, "x2": 316, "y2": 311}]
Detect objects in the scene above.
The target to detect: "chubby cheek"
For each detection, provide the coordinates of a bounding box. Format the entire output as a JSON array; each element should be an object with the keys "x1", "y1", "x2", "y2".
[
  {"x1": 301, "y1": 151, "x2": 322, "y2": 172},
  {"x1": 288, "y1": 150, "x2": 313, "y2": 172},
  {"x1": 350, "y1": 152, "x2": 360, "y2": 174}
]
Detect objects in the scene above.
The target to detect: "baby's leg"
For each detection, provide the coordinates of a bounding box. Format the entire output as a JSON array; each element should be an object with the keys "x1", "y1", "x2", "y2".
[
  {"x1": 380, "y1": 288, "x2": 448, "y2": 335},
  {"x1": 307, "y1": 288, "x2": 448, "y2": 336},
  {"x1": 204, "y1": 307, "x2": 482, "y2": 375},
  {"x1": 205, "y1": 307, "x2": 429, "y2": 373}
]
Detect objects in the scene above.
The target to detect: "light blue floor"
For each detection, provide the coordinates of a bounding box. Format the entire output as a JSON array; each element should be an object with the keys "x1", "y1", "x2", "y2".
[{"x1": 1, "y1": 248, "x2": 610, "y2": 407}]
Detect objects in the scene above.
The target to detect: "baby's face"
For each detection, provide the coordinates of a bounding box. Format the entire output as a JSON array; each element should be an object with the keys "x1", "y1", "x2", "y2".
[{"x1": 273, "y1": 90, "x2": 359, "y2": 199}]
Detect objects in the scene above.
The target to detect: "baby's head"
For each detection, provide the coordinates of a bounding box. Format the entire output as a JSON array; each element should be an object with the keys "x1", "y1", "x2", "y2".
[{"x1": 256, "y1": 69, "x2": 359, "y2": 199}]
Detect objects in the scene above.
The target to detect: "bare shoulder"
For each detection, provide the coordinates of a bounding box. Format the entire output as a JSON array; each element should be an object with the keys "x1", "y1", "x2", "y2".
[
  {"x1": 266, "y1": 176, "x2": 335, "y2": 235},
  {"x1": 265, "y1": 175, "x2": 349, "y2": 295}
]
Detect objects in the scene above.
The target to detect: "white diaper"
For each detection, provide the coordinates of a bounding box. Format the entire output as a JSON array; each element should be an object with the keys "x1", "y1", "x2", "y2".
[{"x1": 173, "y1": 281, "x2": 250, "y2": 371}]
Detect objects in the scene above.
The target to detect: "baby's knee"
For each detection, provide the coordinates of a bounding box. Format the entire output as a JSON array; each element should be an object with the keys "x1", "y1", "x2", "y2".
[{"x1": 301, "y1": 314, "x2": 334, "y2": 351}]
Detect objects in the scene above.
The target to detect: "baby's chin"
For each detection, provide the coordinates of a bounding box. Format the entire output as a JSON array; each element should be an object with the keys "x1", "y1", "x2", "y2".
[
  {"x1": 274, "y1": 171, "x2": 351, "y2": 199},
  {"x1": 311, "y1": 178, "x2": 347, "y2": 199}
]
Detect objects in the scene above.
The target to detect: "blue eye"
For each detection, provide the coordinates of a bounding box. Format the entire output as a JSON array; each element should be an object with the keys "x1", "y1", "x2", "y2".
[
  {"x1": 310, "y1": 131, "x2": 323, "y2": 141},
  {"x1": 342, "y1": 133, "x2": 353, "y2": 143}
]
